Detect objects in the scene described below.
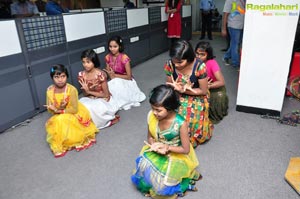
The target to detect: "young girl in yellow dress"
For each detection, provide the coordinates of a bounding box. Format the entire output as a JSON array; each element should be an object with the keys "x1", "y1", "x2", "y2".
[
  {"x1": 131, "y1": 84, "x2": 201, "y2": 199},
  {"x1": 45, "y1": 64, "x2": 98, "y2": 158}
]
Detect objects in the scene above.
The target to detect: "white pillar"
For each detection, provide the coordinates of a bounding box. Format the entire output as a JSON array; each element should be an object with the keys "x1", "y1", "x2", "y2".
[{"x1": 236, "y1": 0, "x2": 300, "y2": 115}]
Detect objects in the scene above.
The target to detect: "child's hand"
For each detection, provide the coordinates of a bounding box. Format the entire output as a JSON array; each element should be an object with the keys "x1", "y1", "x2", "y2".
[
  {"x1": 59, "y1": 100, "x2": 68, "y2": 109},
  {"x1": 144, "y1": 141, "x2": 168, "y2": 155},
  {"x1": 166, "y1": 75, "x2": 185, "y2": 93},
  {"x1": 144, "y1": 141, "x2": 161, "y2": 152},
  {"x1": 44, "y1": 104, "x2": 58, "y2": 113},
  {"x1": 167, "y1": 75, "x2": 196, "y2": 94},
  {"x1": 104, "y1": 67, "x2": 115, "y2": 79},
  {"x1": 183, "y1": 79, "x2": 196, "y2": 93},
  {"x1": 156, "y1": 144, "x2": 169, "y2": 155},
  {"x1": 207, "y1": 77, "x2": 213, "y2": 89},
  {"x1": 79, "y1": 78, "x2": 89, "y2": 91},
  {"x1": 89, "y1": 79, "x2": 99, "y2": 89},
  {"x1": 151, "y1": 142, "x2": 165, "y2": 152}
]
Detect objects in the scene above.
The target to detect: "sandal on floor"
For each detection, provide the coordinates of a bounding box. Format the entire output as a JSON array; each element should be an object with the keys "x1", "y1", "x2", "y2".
[
  {"x1": 192, "y1": 172, "x2": 203, "y2": 181},
  {"x1": 189, "y1": 180, "x2": 196, "y2": 185},
  {"x1": 281, "y1": 111, "x2": 299, "y2": 126},
  {"x1": 177, "y1": 192, "x2": 187, "y2": 197},
  {"x1": 142, "y1": 192, "x2": 151, "y2": 197},
  {"x1": 109, "y1": 115, "x2": 120, "y2": 126},
  {"x1": 187, "y1": 184, "x2": 198, "y2": 192}
]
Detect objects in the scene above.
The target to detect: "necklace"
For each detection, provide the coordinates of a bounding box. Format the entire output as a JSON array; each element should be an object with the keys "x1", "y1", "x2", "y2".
[
  {"x1": 52, "y1": 84, "x2": 68, "y2": 108},
  {"x1": 175, "y1": 70, "x2": 190, "y2": 84},
  {"x1": 110, "y1": 54, "x2": 120, "y2": 71}
]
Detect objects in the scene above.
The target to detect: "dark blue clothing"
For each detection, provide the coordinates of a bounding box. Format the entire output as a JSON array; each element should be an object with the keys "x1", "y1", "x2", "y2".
[
  {"x1": 45, "y1": 1, "x2": 68, "y2": 15},
  {"x1": 124, "y1": 2, "x2": 135, "y2": 9}
]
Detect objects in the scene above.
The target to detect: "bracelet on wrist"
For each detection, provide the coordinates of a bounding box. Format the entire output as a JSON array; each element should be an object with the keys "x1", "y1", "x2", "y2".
[{"x1": 56, "y1": 109, "x2": 65, "y2": 114}]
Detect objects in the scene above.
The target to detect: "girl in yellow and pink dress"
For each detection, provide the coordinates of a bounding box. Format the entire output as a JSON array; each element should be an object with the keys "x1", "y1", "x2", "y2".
[
  {"x1": 105, "y1": 35, "x2": 146, "y2": 110},
  {"x1": 195, "y1": 41, "x2": 228, "y2": 124},
  {"x1": 45, "y1": 64, "x2": 98, "y2": 158}
]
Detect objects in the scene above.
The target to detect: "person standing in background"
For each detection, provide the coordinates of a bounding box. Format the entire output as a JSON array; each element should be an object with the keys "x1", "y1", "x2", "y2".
[
  {"x1": 123, "y1": 0, "x2": 135, "y2": 9},
  {"x1": 221, "y1": 0, "x2": 245, "y2": 69},
  {"x1": 35, "y1": 0, "x2": 46, "y2": 12},
  {"x1": 199, "y1": 0, "x2": 215, "y2": 40},
  {"x1": 0, "y1": 1, "x2": 12, "y2": 18},
  {"x1": 165, "y1": 0, "x2": 182, "y2": 46},
  {"x1": 10, "y1": 0, "x2": 39, "y2": 18},
  {"x1": 45, "y1": 0, "x2": 69, "y2": 15},
  {"x1": 221, "y1": 26, "x2": 230, "y2": 51}
]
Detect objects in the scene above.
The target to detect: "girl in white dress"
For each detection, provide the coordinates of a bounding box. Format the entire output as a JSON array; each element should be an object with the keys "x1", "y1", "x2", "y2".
[
  {"x1": 104, "y1": 35, "x2": 146, "y2": 110},
  {"x1": 78, "y1": 49, "x2": 119, "y2": 129}
]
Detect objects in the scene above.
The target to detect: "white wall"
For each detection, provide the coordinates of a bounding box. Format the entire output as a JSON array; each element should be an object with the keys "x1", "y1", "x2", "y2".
[
  {"x1": 63, "y1": 12, "x2": 106, "y2": 42},
  {"x1": 127, "y1": 8, "x2": 149, "y2": 28},
  {"x1": 0, "y1": 21, "x2": 21, "y2": 57},
  {"x1": 214, "y1": 0, "x2": 226, "y2": 12},
  {"x1": 237, "y1": 0, "x2": 300, "y2": 113}
]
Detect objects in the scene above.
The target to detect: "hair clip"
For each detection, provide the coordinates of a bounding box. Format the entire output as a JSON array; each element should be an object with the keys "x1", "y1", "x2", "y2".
[
  {"x1": 51, "y1": 67, "x2": 55, "y2": 73},
  {"x1": 120, "y1": 39, "x2": 122, "y2": 43}
]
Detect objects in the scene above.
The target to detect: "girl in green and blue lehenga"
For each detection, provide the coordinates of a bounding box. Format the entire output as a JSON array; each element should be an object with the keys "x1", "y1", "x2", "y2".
[{"x1": 131, "y1": 84, "x2": 201, "y2": 199}]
